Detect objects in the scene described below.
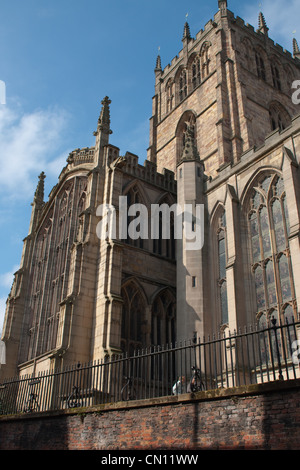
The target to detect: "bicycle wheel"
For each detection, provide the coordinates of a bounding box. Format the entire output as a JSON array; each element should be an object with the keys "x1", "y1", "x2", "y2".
[{"x1": 121, "y1": 384, "x2": 137, "y2": 401}]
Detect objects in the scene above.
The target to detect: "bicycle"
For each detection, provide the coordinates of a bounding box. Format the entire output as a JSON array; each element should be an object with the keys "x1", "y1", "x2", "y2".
[
  {"x1": 24, "y1": 392, "x2": 40, "y2": 413},
  {"x1": 67, "y1": 385, "x2": 83, "y2": 408},
  {"x1": 121, "y1": 377, "x2": 137, "y2": 401},
  {"x1": 189, "y1": 366, "x2": 205, "y2": 392}
]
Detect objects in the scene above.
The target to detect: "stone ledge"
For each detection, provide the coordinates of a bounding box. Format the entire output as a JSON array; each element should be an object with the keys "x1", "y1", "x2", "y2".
[{"x1": 1, "y1": 378, "x2": 299, "y2": 423}]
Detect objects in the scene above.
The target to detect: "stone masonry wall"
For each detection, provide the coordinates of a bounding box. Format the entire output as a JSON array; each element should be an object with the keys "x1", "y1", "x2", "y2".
[{"x1": 1, "y1": 379, "x2": 300, "y2": 450}]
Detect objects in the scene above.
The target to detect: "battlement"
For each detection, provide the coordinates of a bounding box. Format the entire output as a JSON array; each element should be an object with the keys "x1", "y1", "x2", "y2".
[
  {"x1": 121, "y1": 151, "x2": 177, "y2": 194},
  {"x1": 67, "y1": 147, "x2": 95, "y2": 165}
]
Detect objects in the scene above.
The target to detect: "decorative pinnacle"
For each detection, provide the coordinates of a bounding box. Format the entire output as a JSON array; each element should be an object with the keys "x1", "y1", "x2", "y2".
[
  {"x1": 258, "y1": 12, "x2": 269, "y2": 35},
  {"x1": 97, "y1": 96, "x2": 112, "y2": 134},
  {"x1": 218, "y1": 1, "x2": 228, "y2": 13},
  {"x1": 34, "y1": 171, "x2": 46, "y2": 204},
  {"x1": 293, "y1": 38, "x2": 300, "y2": 59},
  {"x1": 155, "y1": 54, "x2": 162, "y2": 73},
  {"x1": 182, "y1": 21, "x2": 191, "y2": 41}
]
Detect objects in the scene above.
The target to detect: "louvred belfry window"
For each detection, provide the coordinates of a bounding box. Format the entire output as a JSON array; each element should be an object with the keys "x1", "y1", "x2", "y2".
[{"x1": 248, "y1": 175, "x2": 296, "y2": 325}]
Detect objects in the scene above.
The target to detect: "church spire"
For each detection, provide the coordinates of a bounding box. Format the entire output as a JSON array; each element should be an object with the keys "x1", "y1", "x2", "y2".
[
  {"x1": 293, "y1": 38, "x2": 300, "y2": 59},
  {"x1": 258, "y1": 12, "x2": 269, "y2": 36}
]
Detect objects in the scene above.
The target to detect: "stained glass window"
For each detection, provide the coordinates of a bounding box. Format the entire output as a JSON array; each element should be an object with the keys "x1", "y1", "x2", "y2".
[
  {"x1": 217, "y1": 212, "x2": 228, "y2": 326},
  {"x1": 260, "y1": 207, "x2": 272, "y2": 258},
  {"x1": 254, "y1": 266, "x2": 266, "y2": 311},
  {"x1": 248, "y1": 175, "x2": 296, "y2": 326}
]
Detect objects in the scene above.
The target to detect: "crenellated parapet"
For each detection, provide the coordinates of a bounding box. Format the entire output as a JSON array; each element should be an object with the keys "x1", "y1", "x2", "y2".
[{"x1": 120, "y1": 151, "x2": 177, "y2": 194}]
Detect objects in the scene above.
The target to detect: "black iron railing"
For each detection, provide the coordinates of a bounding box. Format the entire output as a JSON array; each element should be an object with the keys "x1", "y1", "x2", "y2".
[{"x1": 0, "y1": 319, "x2": 299, "y2": 415}]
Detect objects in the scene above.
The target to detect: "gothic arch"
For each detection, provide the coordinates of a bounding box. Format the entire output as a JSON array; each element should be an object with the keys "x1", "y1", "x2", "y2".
[
  {"x1": 254, "y1": 45, "x2": 267, "y2": 81},
  {"x1": 242, "y1": 171, "x2": 296, "y2": 325},
  {"x1": 152, "y1": 192, "x2": 176, "y2": 259},
  {"x1": 150, "y1": 287, "x2": 176, "y2": 346},
  {"x1": 240, "y1": 167, "x2": 282, "y2": 208},
  {"x1": 121, "y1": 278, "x2": 148, "y2": 354},
  {"x1": 210, "y1": 202, "x2": 228, "y2": 328},
  {"x1": 175, "y1": 66, "x2": 188, "y2": 103},
  {"x1": 165, "y1": 78, "x2": 175, "y2": 113},
  {"x1": 122, "y1": 178, "x2": 151, "y2": 210},
  {"x1": 269, "y1": 56, "x2": 282, "y2": 91},
  {"x1": 268, "y1": 101, "x2": 291, "y2": 132},
  {"x1": 240, "y1": 37, "x2": 254, "y2": 72},
  {"x1": 200, "y1": 41, "x2": 212, "y2": 78},
  {"x1": 122, "y1": 180, "x2": 151, "y2": 248},
  {"x1": 188, "y1": 52, "x2": 201, "y2": 90}
]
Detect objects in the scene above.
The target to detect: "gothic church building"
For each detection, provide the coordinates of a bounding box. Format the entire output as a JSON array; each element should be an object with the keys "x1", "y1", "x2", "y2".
[{"x1": 1, "y1": 0, "x2": 300, "y2": 379}]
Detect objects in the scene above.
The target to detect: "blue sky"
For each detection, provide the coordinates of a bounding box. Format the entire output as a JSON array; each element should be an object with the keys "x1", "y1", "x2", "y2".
[{"x1": 0, "y1": 0, "x2": 299, "y2": 332}]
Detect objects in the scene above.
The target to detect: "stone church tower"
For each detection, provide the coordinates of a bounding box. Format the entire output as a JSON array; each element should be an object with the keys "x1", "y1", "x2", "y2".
[{"x1": 1, "y1": 0, "x2": 300, "y2": 379}]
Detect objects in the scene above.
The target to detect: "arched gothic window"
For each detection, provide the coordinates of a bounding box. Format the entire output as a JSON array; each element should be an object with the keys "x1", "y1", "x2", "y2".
[
  {"x1": 124, "y1": 185, "x2": 145, "y2": 249},
  {"x1": 201, "y1": 42, "x2": 211, "y2": 78},
  {"x1": 192, "y1": 56, "x2": 201, "y2": 89},
  {"x1": 153, "y1": 197, "x2": 176, "y2": 260},
  {"x1": 271, "y1": 63, "x2": 281, "y2": 91},
  {"x1": 179, "y1": 69, "x2": 187, "y2": 102},
  {"x1": 248, "y1": 174, "x2": 296, "y2": 325},
  {"x1": 166, "y1": 79, "x2": 174, "y2": 113},
  {"x1": 269, "y1": 103, "x2": 291, "y2": 132},
  {"x1": 151, "y1": 289, "x2": 176, "y2": 346},
  {"x1": 217, "y1": 212, "x2": 228, "y2": 326},
  {"x1": 255, "y1": 50, "x2": 266, "y2": 81},
  {"x1": 121, "y1": 282, "x2": 146, "y2": 355}
]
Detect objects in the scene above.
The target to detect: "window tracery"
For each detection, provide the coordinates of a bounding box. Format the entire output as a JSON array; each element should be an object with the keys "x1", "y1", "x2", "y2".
[
  {"x1": 200, "y1": 42, "x2": 210, "y2": 79},
  {"x1": 121, "y1": 282, "x2": 146, "y2": 355},
  {"x1": 191, "y1": 56, "x2": 201, "y2": 89},
  {"x1": 271, "y1": 63, "x2": 281, "y2": 91},
  {"x1": 269, "y1": 102, "x2": 291, "y2": 132},
  {"x1": 151, "y1": 289, "x2": 176, "y2": 347},
  {"x1": 255, "y1": 50, "x2": 266, "y2": 81},
  {"x1": 248, "y1": 174, "x2": 296, "y2": 326},
  {"x1": 179, "y1": 69, "x2": 187, "y2": 102},
  {"x1": 217, "y1": 211, "x2": 228, "y2": 326},
  {"x1": 166, "y1": 79, "x2": 174, "y2": 113}
]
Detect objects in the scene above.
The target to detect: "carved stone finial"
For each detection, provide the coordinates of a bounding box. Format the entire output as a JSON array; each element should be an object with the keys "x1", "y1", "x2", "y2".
[
  {"x1": 218, "y1": 0, "x2": 228, "y2": 16},
  {"x1": 34, "y1": 171, "x2": 46, "y2": 204},
  {"x1": 258, "y1": 12, "x2": 269, "y2": 36},
  {"x1": 293, "y1": 38, "x2": 300, "y2": 59},
  {"x1": 97, "y1": 96, "x2": 112, "y2": 135},
  {"x1": 155, "y1": 54, "x2": 162, "y2": 73},
  {"x1": 182, "y1": 21, "x2": 192, "y2": 42}
]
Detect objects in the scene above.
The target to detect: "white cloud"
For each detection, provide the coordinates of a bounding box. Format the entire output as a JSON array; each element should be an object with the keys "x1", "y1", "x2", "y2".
[
  {"x1": 0, "y1": 102, "x2": 71, "y2": 200},
  {"x1": 0, "y1": 265, "x2": 19, "y2": 290},
  {"x1": 243, "y1": 0, "x2": 299, "y2": 51}
]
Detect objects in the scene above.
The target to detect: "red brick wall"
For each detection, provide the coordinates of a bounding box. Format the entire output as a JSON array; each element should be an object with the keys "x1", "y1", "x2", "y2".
[{"x1": 1, "y1": 380, "x2": 300, "y2": 450}]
